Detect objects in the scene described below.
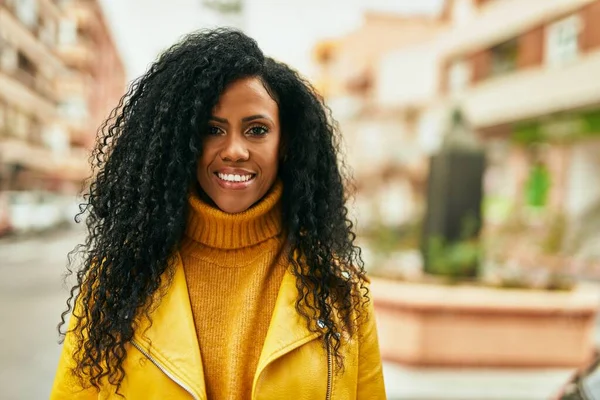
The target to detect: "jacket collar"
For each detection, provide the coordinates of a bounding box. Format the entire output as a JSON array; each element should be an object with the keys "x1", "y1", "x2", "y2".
[
  {"x1": 132, "y1": 252, "x2": 206, "y2": 398},
  {"x1": 132, "y1": 252, "x2": 320, "y2": 399},
  {"x1": 253, "y1": 264, "x2": 321, "y2": 394}
]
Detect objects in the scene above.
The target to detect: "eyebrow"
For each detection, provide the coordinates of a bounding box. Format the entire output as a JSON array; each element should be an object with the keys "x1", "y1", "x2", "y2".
[{"x1": 209, "y1": 114, "x2": 271, "y2": 124}]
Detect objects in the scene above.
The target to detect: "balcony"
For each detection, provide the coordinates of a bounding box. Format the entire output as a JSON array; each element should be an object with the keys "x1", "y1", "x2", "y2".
[
  {"x1": 0, "y1": 7, "x2": 64, "y2": 73},
  {"x1": 68, "y1": 1, "x2": 98, "y2": 32},
  {"x1": 56, "y1": 39, "x2": 94, "y2": 70},
  {"x1": 0, "y1": 138, "x2": 88, "y2": 181},
  {"x1": 440, "y1": 0, "x2": 595, "y2": 58},
  {"x1": 454, "y1": 50, "x2": 600, "y2": 128},
  {"x1": 38, "y1": 0, "x2": 63, "y2": 21},
  {"x1": 55, "y1": 72, "x2": 89, "y2": 99},
  {"x1": 6, "y1": 68, "x2": 57, "y2": 104},
  {"x1": 0, "y1": 71, "x2": 56, "y2": 122},
  {"x1": 62, "y1": 116, "x2": 91, "y2": 147}
]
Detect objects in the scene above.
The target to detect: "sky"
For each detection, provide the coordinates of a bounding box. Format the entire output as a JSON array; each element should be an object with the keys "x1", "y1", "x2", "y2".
[{"x1": 98, "y1": 0, "x2": 445, "y2": 81}]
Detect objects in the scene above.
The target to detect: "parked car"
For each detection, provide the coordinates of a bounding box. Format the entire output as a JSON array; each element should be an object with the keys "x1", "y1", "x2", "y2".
[
  {"x1": 555, "y1": 351, "x2": 600, "y2": 399},
  {"x1": 0, "y1": 192, "x2": 12, "y2": 236},
  {"x1": 2, "y1": 190, "x2": 78, "y2": 234}
]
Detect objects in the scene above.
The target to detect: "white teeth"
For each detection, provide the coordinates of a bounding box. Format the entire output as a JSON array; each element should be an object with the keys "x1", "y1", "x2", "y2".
[{"x1": 217, "y1": 173, "x2": 254, "y2": 182}]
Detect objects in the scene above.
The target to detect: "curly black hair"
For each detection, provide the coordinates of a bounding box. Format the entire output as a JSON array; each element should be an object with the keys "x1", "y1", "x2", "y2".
[{"x1": 60, "y1": 28, "x2": 369, "y2": 391}]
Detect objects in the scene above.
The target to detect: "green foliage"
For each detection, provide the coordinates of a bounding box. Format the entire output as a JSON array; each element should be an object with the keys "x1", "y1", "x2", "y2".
[
  {"x1": 425, "y1": 213, "x2": 482, "y2": 279},
  {"x1": 541, "y1": 212, "x2": 567, "y2": 255},
  {"x1": 365, "y1": 220, "x2": 422, "y2": 256},
  {"x1": 512, "y1": 109, "x2": 600, "y2": 145},
  {"x1": 427, "y1": 236, "x2": 481, "y2": 279}
]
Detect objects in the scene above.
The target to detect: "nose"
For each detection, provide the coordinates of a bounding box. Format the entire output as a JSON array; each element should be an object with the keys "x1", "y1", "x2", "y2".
[{"x1": 219, "y1": 133, "x2": 249, "y2": 162}]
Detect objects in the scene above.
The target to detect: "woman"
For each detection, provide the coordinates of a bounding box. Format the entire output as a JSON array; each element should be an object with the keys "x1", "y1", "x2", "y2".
[{"x1": 51, "y1": 28, "x2": 385, "y2": 399}]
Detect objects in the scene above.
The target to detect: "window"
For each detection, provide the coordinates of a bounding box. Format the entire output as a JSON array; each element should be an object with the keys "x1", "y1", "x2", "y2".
[
  {"x1": 0, "y1": 43, "x2": 18, "y2": 72},
  {"x1": 17, "y1": 52, "x2": 36, "y2": 76},
  {"x1": 546, "y1": 15, "x2": 581, "y2": 67},
  {"x1": 29, "y1": 118, "x2": 43, "y2": 145},
  {"x1": 43, "y1": 125, "x2": 69, "y2": 154},
  {"x1": 12, "y1": 110, "x2": 30, "y2": 140},
  {"x1": 39, "y1": 18, "x2": 57, "y2": 48},
  {"x1": 2, "y1": 107, "x2": 17, "y2": 138},
  {"x1": 58, "y1": 20, "x2": 77, "y2": 46},
  {"x1": 490, "y1": 38, "x2": 518, "y2": 77},
  {"x1": 15, "y1": 52, "x2": 36, "y2": 89},
  {"x1": 448, "y1": 59, "x2": 471, "y2": 95},
  {"x1": 451, "y1": 0, "x2": 475, "y2": 25},
  {"x1": 14, "y1": 0, "x2": 39, "y2": 30},
  {"x1": 0, "y1": 102, "x2": 6, "y2": 136},
  {"x1": 59, "y1": 96, "x2": 89, "y2": 119}
]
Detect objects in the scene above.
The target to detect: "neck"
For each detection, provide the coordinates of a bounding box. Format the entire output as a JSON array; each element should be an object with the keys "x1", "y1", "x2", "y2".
[{"x1": 185, "y1": 181, "x2": 283, "y2": 250}]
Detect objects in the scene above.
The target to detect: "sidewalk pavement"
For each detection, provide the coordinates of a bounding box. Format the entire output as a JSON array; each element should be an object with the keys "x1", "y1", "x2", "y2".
[
  {"x1": 383, "y1": 362, "x2": 574, "y2": 400},
  {"x1": 0, "y1": 228, "x2": 592, "y2": 400}
]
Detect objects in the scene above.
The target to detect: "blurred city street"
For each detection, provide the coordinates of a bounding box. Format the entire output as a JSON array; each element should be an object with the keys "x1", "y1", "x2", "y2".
[
  {"x1": 3, "y1": 0, "x2": 600, "y2": 399},
  {"x1": 0, "y1": 228, "x2": 78, "y2": 400},
  {"x1": 0, "y1": 228, "x2": 584, "y2": 400}
]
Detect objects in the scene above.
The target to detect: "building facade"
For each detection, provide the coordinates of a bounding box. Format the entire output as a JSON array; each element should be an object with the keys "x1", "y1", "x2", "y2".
[
  {"x1": 0, "y1": 0, "x2": 125, "y2": 234},
  {"x1": 313, "y1": 11, "x2": 448, "y2": 230},
  {"x1": 432, "y1": 0, "x2": 600, "y2": 269},
  {"x1": 313, "y1": 0, "x2": 600, "y2": 275}
]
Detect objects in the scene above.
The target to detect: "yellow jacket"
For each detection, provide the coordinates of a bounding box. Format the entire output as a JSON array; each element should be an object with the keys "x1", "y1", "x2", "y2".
[{"x1": 51, "y1": 253, "x2": 386, "y2": 399}]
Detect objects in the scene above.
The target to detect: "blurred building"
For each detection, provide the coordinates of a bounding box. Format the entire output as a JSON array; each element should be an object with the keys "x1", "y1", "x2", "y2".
[
  {"x1": 433, "y1": 0, "x2": 600, "y2": 269},
  {"x1": 0, "y1": 0, "x2": 125, "y2": 234},
  {"x1": 315, "y1": 0, "x2": 600, "y2": 273},
  {"x1": 435, "y1": 0, "x2": 600, "y2": 213},
  {"x1": 313, "y1": 11, "x2": 448, "y2": 229},
  {"x1": 56, "y1": 0, "x2": 125, "y2": 150}
]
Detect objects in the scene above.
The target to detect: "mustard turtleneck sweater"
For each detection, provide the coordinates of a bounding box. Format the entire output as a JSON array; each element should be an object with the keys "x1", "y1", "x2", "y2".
[{"x1": 181, "y1": 182, "x2": 287, "y2": 399}]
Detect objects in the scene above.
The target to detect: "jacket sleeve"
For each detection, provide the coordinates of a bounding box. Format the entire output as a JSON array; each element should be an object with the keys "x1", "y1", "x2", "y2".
[
  {"x1": 356, "y1": 289, "x2": 387, "y2": 399},
  {"x1": 50, "y1": 310, "x2": 98, "y2": 399}
]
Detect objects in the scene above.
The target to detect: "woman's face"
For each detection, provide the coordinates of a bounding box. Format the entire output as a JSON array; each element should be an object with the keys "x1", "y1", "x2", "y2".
[{"x1": 197, "y1": 77, "x2": 281, "y2": 214}]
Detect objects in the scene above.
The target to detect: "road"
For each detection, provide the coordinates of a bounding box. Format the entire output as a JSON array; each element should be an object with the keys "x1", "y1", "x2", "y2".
[
  {"x1": 0, "y1": 228, "x2": 81, "y2": 400},
  {"x1": 0, "y1": 228, "x2": 585, "y2": 399}
]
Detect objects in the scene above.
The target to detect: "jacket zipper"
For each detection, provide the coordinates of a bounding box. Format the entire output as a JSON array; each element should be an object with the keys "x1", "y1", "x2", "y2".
[
  {"x1": 326, "y1": 341, "x2": 333, "y2": 400},
  {"x1": 130, "y1": 340, "x2": 200, "y2": 400}
]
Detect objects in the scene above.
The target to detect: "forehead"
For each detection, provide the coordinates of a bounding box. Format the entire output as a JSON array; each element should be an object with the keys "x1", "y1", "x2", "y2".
[{"x1": 213, "y1": 77, "x2": 278, "y2": 116}]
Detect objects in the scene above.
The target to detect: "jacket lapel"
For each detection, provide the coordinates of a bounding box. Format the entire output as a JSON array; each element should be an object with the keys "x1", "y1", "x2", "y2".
[
  {"x1": 132, "y1": 254, "x2": 320, "y2": 399},
  {"x1": 252, "y1": 268, "x2": 322, "y2": 393},
  {"x1": 132, "y1": 252, "x2": 206, "y2": 399}
]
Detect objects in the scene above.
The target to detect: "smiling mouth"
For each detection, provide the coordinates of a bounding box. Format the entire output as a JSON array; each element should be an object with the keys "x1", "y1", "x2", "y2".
[{"x1": 214, "y1": 172, "x2": 256, "y2": 183}]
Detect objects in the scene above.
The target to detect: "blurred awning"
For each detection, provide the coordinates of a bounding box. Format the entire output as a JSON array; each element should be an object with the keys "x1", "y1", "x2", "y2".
[{"x1": 0, "y1": 139, "x2": 89, "y2": 181}]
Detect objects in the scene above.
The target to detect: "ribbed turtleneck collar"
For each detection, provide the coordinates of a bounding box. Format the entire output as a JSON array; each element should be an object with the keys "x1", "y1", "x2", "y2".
[{"x1": 185, "y1": 181, "x2": 283, "y2": 250}]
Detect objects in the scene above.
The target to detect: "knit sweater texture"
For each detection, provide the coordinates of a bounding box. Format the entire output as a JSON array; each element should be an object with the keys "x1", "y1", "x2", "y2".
[{"x1": 181, "y1": 182, "x2": 286, "y2": 399}]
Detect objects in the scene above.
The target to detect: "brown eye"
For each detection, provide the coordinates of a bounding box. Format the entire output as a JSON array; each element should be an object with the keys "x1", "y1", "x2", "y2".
[
  {"x1": 207, "y1": 126, "x2": 222, "y2": 136},
  {"x1": 247, "y1": 126, "x2": 268, "y2": 137}
]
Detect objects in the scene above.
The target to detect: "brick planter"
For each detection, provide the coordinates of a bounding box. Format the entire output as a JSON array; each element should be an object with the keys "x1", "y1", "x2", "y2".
[{"x1": 371, "y1": 278, "x2": 600, "y2": 368}]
